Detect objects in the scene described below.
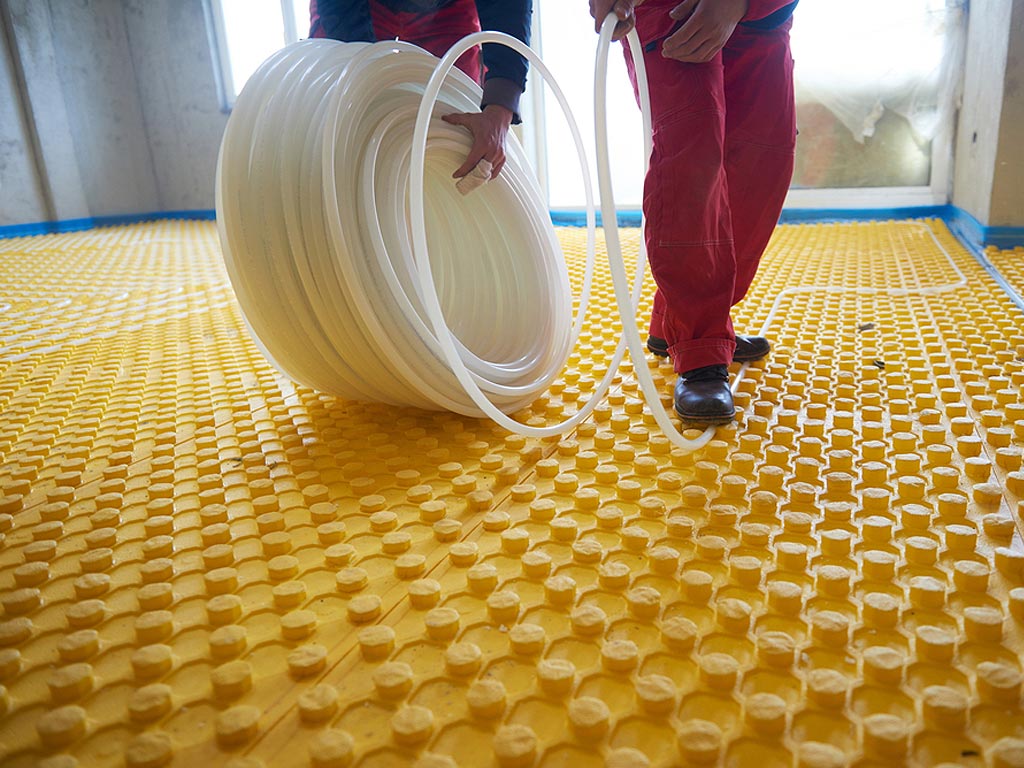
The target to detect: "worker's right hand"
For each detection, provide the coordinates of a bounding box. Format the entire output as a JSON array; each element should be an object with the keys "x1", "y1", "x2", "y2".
[
  {"x1": 590, "y1": 0, "x2": 644, "y2": 40},
  {"x1": 661, "y1": 0, "x2": 747, "y2": 62}
]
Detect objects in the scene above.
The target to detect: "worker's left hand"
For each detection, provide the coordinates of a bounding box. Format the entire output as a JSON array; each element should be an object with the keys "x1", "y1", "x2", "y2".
[
  {"x1": 662, "y1": 0, "x2": 748, "y2": 62},
  {"x1": 443, "y1": 105, "x2": 514, "y2": 179}
]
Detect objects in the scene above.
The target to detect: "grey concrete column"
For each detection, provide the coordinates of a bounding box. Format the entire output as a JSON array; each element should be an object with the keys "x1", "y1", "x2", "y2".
[{"x1": 2, "y1": 0, "x2": 89, "y2": 221}]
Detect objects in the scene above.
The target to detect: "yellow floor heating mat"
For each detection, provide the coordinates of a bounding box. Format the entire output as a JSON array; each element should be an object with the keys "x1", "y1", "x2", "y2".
[{"x1": 1, "y1": 220, "x2": 1023, "y2": 768}]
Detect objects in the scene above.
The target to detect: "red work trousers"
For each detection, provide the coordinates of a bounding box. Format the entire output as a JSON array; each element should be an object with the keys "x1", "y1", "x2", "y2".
[
  {"x1": 625, "y1": 3, "x2": 796, "y2": 374},
  {"x1": 311, "y1": 0, "x2": 483, "y2": 83}
]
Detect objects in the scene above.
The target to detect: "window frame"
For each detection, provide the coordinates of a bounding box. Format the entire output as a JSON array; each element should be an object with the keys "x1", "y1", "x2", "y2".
[{"x1": 204, "y1": 0, "x2": 305, "y2": 111}]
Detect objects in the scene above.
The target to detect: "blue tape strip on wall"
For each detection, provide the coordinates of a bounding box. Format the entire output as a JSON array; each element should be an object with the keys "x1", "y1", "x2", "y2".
[{"x1": 1, "y1": 205, "x2": 1021, "y2": 249}]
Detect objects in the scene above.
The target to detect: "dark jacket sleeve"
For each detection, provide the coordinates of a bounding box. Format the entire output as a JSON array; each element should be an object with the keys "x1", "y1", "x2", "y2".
[
  {"x1": 475, "y1": 0, "x2": 532, "y2": 123},
  {"x1": 310, "y1": 0, "x2": 375, "y2": 41}
]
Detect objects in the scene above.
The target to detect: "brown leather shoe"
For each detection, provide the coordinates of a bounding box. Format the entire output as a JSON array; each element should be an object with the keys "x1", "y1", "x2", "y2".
[
  {"x1": 733, "y1": 334, "x2": 770, "y2": 362},
  {"x1": 673, "y1": 365, "x2": 735, "y2": 425}
]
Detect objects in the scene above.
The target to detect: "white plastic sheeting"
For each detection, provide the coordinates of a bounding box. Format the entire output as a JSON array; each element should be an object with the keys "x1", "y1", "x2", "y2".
[{"x1": 792, "y1": 0, "x2": 967, "y2": 143}]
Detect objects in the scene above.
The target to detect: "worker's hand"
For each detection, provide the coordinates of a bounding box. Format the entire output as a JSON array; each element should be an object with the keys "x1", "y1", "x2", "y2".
[
  {"x1": 443, "y1": 105, "x2": 513, "y2": 179},
  {"x1": 589, "y1": 0, "x2": 644, "y2": 41},
  {"x1": 662, "y1": 0, "x2": 747, "y2": 62}
]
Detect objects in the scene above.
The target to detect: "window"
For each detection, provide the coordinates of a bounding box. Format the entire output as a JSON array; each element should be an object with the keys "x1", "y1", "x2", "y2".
[
  {"x1": 532, "y1": 4, "x2": 644, "y2": 211},
  {"x1": 535, "y1": 0, "x2": 966, "y2": 209},
  {"x1": 206, "y1": 0, "x2": 310, "y2": 108},
  {"x1": 787, "y1": 0, "x2": 965, "y2": 206}
]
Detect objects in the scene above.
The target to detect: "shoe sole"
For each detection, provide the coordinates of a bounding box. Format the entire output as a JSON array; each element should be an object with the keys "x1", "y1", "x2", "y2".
[
  {"x1": 647, "y1": 343, "x2": 669, "y2": 358},
  {"x1": 673, "y1": 405, "x2": 737, "y2": 426}
]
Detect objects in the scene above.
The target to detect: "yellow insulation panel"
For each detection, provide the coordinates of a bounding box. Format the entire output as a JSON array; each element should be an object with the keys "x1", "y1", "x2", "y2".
[{"x1": 0, "y1": 220, "x2": 1022, "y2": 768}]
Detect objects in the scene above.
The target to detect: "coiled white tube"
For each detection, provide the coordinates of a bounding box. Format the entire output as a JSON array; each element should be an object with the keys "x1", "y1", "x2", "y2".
[
  {"x1": 217, "y1": 38, "x2": 591, "y2": 417},
  {"x1": 216, "y1": 22, "x2": 718, "y2": 450}
]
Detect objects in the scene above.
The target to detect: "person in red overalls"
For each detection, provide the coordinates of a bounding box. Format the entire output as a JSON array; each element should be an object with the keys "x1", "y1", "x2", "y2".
[
  {"x1": 592, "y1": 0, "x2": 797, "y2": 424},
  {"x1": 310, "y1": 0, "x2": 532, "y2": 181}
]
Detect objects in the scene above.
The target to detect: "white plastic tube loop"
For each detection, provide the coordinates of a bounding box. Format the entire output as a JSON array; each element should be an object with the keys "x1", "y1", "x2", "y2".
[
  {"x1": 409, "y1": 30, "x2": 645, "y2": 437},
  {"x1": 593, "y1": 18, "x2": 717, "y2": 452}
]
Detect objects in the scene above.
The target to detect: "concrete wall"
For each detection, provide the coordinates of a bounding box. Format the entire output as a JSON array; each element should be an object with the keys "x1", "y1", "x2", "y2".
[
  {"x1": 49, "y1": 0, "x2": 160, "y2": 215},
  {"x1": 0, "y1": 0, "x2": 226, "y2": 227},
  {"x1": 989, "y1": 0, "x2": 1024, "y2": 226},
  {"x1": 124, "y1": 0, "x2": 228, "y2": 211},
  {"x1": 953, "y1": 0, "x2": 1024, "y2": 228},
  {"x1": 0, "y1": 11, "x2": 48, "y2": 226},
  {"x1": 2, "y1": 0, "x2": 156, "y2": 223}
]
